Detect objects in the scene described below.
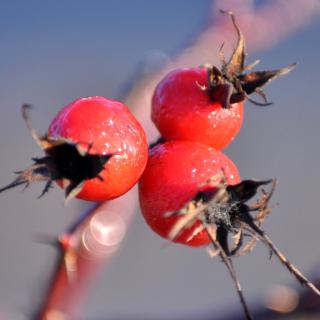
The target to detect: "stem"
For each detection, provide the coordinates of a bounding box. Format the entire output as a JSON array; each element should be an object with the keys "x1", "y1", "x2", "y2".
[
  {"x1": 204, "y1": 225, "x2": 253, "y2": 320},
  {"x1": 261, "y1": 232, "x2": 320, "y2": 297},
  {"x1": 35, "y1": 189, "x2": 136, "y2": 319}
]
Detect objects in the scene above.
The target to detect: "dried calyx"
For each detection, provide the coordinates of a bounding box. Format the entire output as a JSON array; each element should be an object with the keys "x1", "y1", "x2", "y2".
[
  {"x1": 168, "y1": 173, "x2": 320, "y2": 320},
  {"x1": 0, "y1": 105, "x2": 112, "y2": 203},
  {"x1": 200, "y1": 10, "x2": 296, "y2": 109},
  {"x1": 168, "y1": 175, "x2": 274, "y2": 254}
]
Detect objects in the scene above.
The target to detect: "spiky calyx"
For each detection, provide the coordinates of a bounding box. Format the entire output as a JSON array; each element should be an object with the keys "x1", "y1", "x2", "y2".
[
  {"x1": 201, "y1": 10, "x2": 296, "y2": 108},
  {"x1": 0, "y1": 105, "x2": 113, "y2": 203}
]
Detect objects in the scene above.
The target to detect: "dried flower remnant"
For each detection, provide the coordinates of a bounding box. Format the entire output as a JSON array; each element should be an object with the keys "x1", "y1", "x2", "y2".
[
  {"x1": 200, "y1": 10, "x2": 296, "y2": 109},
  {"x1": 0, "y1": 104, "x2": 112, "y2": 203},
  {"x1": 168, "y1": 175, "x2": 320, "y2": 320}
]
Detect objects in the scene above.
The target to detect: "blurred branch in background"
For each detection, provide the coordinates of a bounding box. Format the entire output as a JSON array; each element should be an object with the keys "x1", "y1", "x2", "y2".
[{"x1": 36, "y1": 1, "x2": 320, "y2": 319}]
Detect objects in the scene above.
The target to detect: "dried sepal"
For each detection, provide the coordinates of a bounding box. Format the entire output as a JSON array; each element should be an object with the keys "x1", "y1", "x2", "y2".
[
  {"x1": 167, "y1": 201, "x2": 206, "y2": 241},
  {"x1": 227, "y1": 179, "x2": 273, "y2": 203},
  {"x1": 219, "y1": 10, "x2": 246, "y2": 76},
  {"x1": 239, "y1": 63, "x2": 297, "y2": 97},
  {"x1": 235, "y1": 233, "x2": 258, "y2": 257},
  {"x1": 0, "y1": 163, "x2": 50, "y2": 194},
  {"x1": 230, "y1": 229, "x2": 243, "y2": 256},
  {"x1": 202, "y1": 11, "x2": 296, "y2": 108}
]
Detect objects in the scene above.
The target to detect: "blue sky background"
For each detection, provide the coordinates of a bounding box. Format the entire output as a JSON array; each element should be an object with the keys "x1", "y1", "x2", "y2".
[{"x1": 0, "y1": 1, "x2": 319, "y2": 319}]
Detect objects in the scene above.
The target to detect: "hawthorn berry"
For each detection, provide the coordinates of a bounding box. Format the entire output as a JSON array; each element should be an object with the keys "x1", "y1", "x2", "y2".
[
  {"x1": 152, "y1": 68, "x2": 244, "y2": 150},
  {"x1": 151, "y1": 11, "x2": 295, "y2": 149},
  {"x1": 0, "y1": 96, "x2": 148, "y2": 202},
  {"x1": 138, "y1": 140, "x2": 240, "y2": 246}
]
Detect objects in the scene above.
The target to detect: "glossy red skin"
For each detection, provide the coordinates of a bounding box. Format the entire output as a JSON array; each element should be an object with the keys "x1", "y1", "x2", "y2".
[
  {"x1": 152, "y1": 68, "x2": 244, "y2": 150},
  {"x1": 139, "y1": 141, "x2": 240, "y2": 247},
  {"x1": 48, "y1": 96, "x2": 148, "y2": 201}
]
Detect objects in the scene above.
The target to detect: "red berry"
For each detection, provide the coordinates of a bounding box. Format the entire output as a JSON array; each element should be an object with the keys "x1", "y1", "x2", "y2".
[
  {"x1": 152, "y1": 68, "x2": 244, "y2": 150},
  {"x1": 138, "y1": 141, "x2": 240, "y2": 247},
  {"x1": 0, "y1": 97, "x2": 148, "y2": 202},
  {"x1": 151, "y1": 12, "x2": 295, "y2": 150},
  {"x1": 48, "y1": 96, "x2": 148, "y2": 201}
]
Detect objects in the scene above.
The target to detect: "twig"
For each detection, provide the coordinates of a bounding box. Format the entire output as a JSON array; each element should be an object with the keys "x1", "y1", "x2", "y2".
[{"x1": 204, "y1": 224, "x2": 253, "y2": 320}]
